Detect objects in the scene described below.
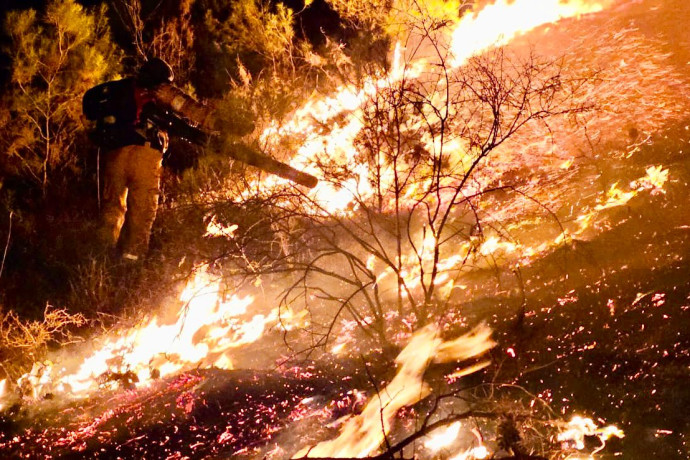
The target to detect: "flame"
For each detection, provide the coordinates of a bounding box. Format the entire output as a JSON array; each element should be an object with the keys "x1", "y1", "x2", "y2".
[
  {"x1": 449, "y1": 0, "x2": 608, "y2": 68},
  {"x1": 0, "y1": 379, "x2": 7, "y2": 410},
  {"x1": 10, "y1": 268, "x2": 283, "y2": 398},
  {"x1": 204, "y1": 216, "x2": 238, "y2": 238},
  {"x1": 6, "y1": 268, "x2": 314, "y2": 399},
  {"x1": 447, "y1": 444, "x2": 490, "y2": 460},
  {"x1": 330, "y1": 342, "x2": 347, "y2": 355},
  {"x1": 7, "y1": 0, "x2": 636, "y2": 448},
  {"x1": 256, "y1": 0, "x2": 610, "y2": 215},
  {"x1": 557, "y1": 415, "x2": 624, "y2": 453},
  {"x1": 424, "y1": 421, "x2": 462, "y2": 451},
  {"x1": 476, "y1": 164, "x2": 671, "y2": 266},
  {"x1": 14, "y1": 0, "x2": 642, "y2": 412},
  {"x1": 469, "y1": 445, "x2": 489, "y2": 459},
  {"x1": 593, "y1": 165, "x2": 668, "y2": 211},
  {"x1": 420, "y1": 422, "x2": 489, "y2": 460},
  {"x1": 295, "y1": 323, "x2": 494, "y2": 458},
  {"x1": 446, "y1": 360, "x2": 492, "y2": 381},
  {"x1": 632, "y1": 165, "x2": 669, "y2": 194},
  {"x1": 478, "y1": 236, "x2": 518, "y2": 256},
  {"x1": 242, "y1": 0, "x2": 634, "y2": 311},
  {"x1": 594, "y1": 182, "x2": 638, "y2": 211},
  {"x1": 17, "y1": 361, "x2": 54, "y2": 399}
]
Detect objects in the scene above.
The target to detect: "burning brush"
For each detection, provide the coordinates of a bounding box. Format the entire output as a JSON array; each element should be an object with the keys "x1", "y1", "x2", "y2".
[{"x1": 0, "y1": 0, "x2": 645, "y2": 458}]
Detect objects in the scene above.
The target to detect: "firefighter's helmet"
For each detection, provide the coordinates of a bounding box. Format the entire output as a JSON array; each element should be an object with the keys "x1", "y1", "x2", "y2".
[{"x1": 137, "y1": 58, "x2": 174, "y2": 88}]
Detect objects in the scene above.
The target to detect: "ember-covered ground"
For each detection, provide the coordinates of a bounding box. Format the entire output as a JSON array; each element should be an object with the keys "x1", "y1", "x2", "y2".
[
  {"x1": 0, "y1": 365, "x2": 375, "y2": 459},
  {"x1": 1, "y1": 181, "x2": 689, "y2": 459},
  {"x1": 1, "y1": 141, "x2": 687, "y2": 459},
  {"x1": 2, "y1": 204, "x2": 689, "y2": 460},
  {"x1": 1, "y1": 1, "x2": 690, "y2": 459},
  {"x1": 460, "y1": 118, "x2": 690, "y2": 459}
]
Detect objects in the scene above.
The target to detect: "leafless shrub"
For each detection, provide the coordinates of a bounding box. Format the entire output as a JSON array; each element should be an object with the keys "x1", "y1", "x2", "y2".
[
  {"x1": 254, "y1": 41, "x2": 597, "y2": 356},
  {"x1": 0, "y1": 305, "x2": 87, "y2": 381}
]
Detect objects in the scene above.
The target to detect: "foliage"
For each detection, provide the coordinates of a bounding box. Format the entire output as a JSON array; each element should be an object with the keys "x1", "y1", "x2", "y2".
[
  {"x1": 201, "y1": 0, "x2": 295, "y2": 71},
  {"x1": 192, "y1": 0, "x2": 298, "y2": 100},
  {"x1": 0, "y1": 0, "x2": 121, "y2": 313},
  {"x1": 1, "y1": 0, "x2": 121, "y2": 194},
  {"x1": 196, "y1": 0, "x2": 354, "y2": 121},
  {"x1": 326, "y1": 0, "x2": 467, "y2": 38}
]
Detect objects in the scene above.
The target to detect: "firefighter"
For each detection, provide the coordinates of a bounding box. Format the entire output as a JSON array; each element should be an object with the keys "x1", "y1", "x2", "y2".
[{"x1": 85, "y1": 58, "x2": 214, "y2": 262}]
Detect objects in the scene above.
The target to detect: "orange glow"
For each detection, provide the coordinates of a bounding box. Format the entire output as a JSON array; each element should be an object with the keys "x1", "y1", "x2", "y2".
[
  {"x1": 557, "y1": 415, "x2": 624, "y2": 453},
  {"x1": 594, "y1": 183, "x2": 638, "y2": 211},
  {"x1": 449, "y1": 0, "x2": 608, "y2": 68},
  {"x1": 204, "y1": 217, "x2": 238, "y2": 238},
  {"x1": 633, "y1": 165, "x2": 669, "y2": 194},
  {"x1": 330, "y1": 342, "x2": 347, "y2": 355},
  {"x1": 9, "y1": 6, "x2": 646, "y2": 454},
  {"x1": 448, "y1": 445, "x2": 490, "y2": 460},
  {"x1": 478, "y1": 236, "x2": 518, "y2": 256},
  {"x1": 9, "y1": 268, "x2": 313, "y2": 400},
  {"x1": 593, "y1": 166, "x2": 668, "y2": 212},
  {"x1": 14, "y1": 268, "x2": 279, "y2": 398},
  {"x1": 0, "y1": 379, "x2": 7, "y2": 410},
  {"x1": 424, "y1": 421, "x2": 462, "y2": 451},
  {"x1": 255, "y1": 0, "x2": 611, "y2": 215},
  {"x1": 446, "y1": 360, "x2": 492, "y2": 381}
]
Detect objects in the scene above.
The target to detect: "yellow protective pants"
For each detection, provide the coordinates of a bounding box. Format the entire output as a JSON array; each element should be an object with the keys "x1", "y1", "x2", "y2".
[{"x1": 98, "y1": 144, "x2": 163, "y2": 260}]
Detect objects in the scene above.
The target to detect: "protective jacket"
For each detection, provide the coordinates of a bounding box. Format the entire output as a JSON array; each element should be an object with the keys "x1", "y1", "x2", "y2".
[{"x1": 83, "y1": 78, "x2": 214, "y2": 153}]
